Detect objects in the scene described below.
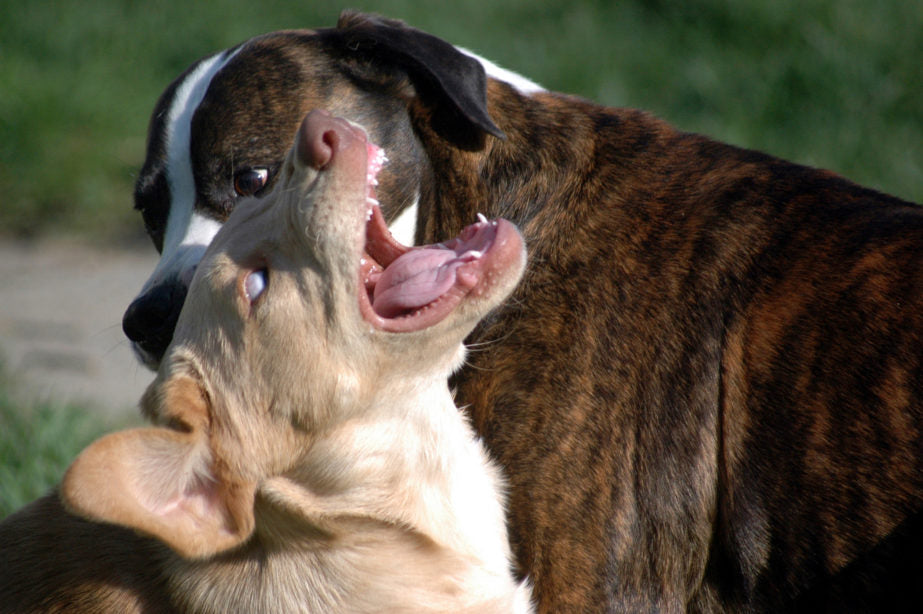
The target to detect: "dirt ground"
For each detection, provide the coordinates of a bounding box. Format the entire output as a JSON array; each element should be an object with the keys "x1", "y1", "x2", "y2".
[{"x1": 0, "y1": 238, "x2": 159, "y2": 422}]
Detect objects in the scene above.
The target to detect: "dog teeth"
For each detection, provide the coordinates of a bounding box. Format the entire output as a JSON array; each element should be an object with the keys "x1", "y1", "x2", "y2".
[{"x1": 477, "y1": 212, "x2": 488, "y2": 224}]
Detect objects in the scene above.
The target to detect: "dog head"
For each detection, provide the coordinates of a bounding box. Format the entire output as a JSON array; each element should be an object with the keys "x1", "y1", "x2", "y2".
[
  {"x1": 123, "y1": 10, "x2": 539, "y2": 369},
  {"x1": 63, "y1": 109, "x2": 525, "y2": 559}
]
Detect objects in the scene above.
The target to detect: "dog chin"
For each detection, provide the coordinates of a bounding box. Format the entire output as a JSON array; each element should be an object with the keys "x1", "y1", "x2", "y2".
[
  {"x1": 130, "y1": 341, "x2": 164, "y2": 371},
  {"x1": 357, "y1": 147, "x2": 524, "y2": 335}
]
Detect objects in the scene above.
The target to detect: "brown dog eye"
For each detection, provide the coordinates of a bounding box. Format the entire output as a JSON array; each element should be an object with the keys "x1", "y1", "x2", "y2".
[{"x1": 234, "y1": 168, "x2": 269, "y2": 196}]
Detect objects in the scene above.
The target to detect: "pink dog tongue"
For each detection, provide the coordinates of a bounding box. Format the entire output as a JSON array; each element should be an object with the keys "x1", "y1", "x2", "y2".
[{"x1": 372, "y1": 247, "x2": 471, "y2": 318}]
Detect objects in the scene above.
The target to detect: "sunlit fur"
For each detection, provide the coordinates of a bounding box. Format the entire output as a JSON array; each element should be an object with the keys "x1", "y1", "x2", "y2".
[{"x1": 1, "y1": 114, "x2": 529, "y2": 613}]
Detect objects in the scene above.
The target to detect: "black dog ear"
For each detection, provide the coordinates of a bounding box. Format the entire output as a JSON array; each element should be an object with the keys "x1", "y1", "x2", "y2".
[{"x1": 326, "y1": 10, "x2": 506, "y2": 145}]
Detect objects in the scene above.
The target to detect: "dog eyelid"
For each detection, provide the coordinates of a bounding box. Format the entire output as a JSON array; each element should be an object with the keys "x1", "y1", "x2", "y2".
[{"x1": 244, "y1": 268, "x2": 268, "y2": 303}]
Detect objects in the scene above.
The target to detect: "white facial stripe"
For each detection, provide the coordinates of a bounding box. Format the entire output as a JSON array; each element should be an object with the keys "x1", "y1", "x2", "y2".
[
  {"x1": 177, "y1": 213, "x2": 223, "y2": 285},
  {"x1": 143, "y1": 47, "x2": 241, "y2": 291},
  {"x1": 389, "y1": 195, "x2": 419, "y2": 246},
  {"x1": 181, "y1": 210, "x2": 224, "y2": 247},
  {"x1": 162, "y1": 48, "x2": 241, "y2": 256},
  {"x1": 145, "y1": 212, "x2": 222, "y2": 291},
  {"x1": 456, "y1": 47, "x2": 545, "y2": 95}
]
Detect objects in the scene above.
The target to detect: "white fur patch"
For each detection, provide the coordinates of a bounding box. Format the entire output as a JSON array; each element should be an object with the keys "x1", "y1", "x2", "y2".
[
  {"x1": 456, "y1": 47, "x2": 545, "y2": 95},
  {"x1": 144, "y1": 48, "x2": 240, "y2": 291},
  {"x1": 388, "y1": 194, "x2": 420, "y2": 246}
]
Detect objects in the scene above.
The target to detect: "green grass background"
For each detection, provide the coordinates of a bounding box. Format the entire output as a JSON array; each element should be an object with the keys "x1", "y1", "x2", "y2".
[
  {"x1": 0, "y1": 388, "x2": 112, "y2": 517},
  {"x1": 1, "y1": 0, "x2": 921, "y2": 515}
]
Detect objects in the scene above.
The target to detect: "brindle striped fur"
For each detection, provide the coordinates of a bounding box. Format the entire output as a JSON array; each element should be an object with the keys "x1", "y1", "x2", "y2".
[{"x1": 404, "y1": 69, "x2": 923, "y2": 611}]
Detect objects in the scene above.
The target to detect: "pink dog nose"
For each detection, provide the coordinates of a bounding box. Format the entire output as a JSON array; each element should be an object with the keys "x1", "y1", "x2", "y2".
[{"x1": 298, "y1": 109, "x2": 364, "y2": 170}]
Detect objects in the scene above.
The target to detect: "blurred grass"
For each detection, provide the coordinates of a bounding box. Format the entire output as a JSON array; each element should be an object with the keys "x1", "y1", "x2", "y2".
[
  {"x1": 0, "y1": 386, "x2": 111, "y2": 518},
  {"x1": 0, "y1": 0, "x2": 920, "y2": 243}
]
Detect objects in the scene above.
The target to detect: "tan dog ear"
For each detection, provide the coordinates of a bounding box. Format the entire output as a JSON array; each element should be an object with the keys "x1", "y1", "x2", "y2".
[{"x1": 60, "y1": 377, "x2": 256, "y2": 559}]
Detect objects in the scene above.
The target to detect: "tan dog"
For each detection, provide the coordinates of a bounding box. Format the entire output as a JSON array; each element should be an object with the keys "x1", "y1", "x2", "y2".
[{"x1": 0, "y1": 110, "x2": 531, "y2": 613}]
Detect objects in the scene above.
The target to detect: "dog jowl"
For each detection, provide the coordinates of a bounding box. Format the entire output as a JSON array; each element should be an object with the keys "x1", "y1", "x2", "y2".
[
  {"x1": 1, "y1": 110, "x2": 530, "y2": 613},
  {"x1": 121, "y1": 10, "x2": 923, "y2": 613}
]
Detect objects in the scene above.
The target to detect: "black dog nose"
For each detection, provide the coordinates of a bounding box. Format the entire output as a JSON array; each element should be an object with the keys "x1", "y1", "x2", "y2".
[{"x1": 122, "y1": 281, "x2": 188, "y2": 362}]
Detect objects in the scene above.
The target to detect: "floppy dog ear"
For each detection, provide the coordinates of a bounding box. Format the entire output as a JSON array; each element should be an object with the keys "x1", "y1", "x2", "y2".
[
  {"x1": 60, "y1": 377, "x2": 255, "y2": 559},
  {"x1": 328, "y1": 10, "x2": 505, "y2": 145}
]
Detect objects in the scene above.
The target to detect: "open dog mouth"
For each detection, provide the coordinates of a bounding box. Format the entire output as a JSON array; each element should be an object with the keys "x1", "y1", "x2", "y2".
[{"x1": 358, "y1": 143, "x2": 518, "y2": 333}]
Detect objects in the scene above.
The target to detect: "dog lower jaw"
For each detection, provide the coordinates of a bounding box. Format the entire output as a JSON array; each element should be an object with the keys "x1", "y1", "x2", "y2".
[
  {"x1": 131, "y1": 341, "x2": 164, "y2": 371},
  {"x1": 358, "y1": 206, "x2": 522, "y2": 333}
]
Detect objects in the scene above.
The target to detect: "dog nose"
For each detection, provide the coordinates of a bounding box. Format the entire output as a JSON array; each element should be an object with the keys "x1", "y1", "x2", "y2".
[
  {"x1": 122, "y1": 281, "x2": 188, "y2": 361},
  {"x1": 298, "y1": 109, "x2": 364, "y2": 170}
]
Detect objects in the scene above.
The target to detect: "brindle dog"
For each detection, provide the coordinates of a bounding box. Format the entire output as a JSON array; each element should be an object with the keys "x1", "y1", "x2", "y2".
[{"x1": 119, "y1": 11, "x2": 923, "y2": 612}]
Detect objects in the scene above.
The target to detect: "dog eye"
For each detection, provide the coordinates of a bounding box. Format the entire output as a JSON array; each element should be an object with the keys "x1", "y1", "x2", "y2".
[
  {"x1": 244, "y1": 269, "x2": 268, "y2": 302},
  {"x1": 234, "y1": 168, "x2": 269, "y2": 196}
]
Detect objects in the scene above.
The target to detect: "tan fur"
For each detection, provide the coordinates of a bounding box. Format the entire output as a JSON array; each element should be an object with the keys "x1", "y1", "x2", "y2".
[{"x1": 1, "y1": 113, "x2": 530, "y2": 613}]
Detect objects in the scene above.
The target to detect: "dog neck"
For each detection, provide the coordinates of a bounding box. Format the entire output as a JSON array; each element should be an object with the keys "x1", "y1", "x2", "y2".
[
  {"x1": 281, "y1": 376, "x2": 511, "y2": 564},
  {"x1": 165, "y1": 376, "x2": 519, "y2": 612},
  {"x1": 413, "y1": 80, "x2": 671, "y2": 258}
]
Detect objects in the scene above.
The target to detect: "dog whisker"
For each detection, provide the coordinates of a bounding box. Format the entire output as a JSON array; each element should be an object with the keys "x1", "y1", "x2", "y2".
[
  {"x1": 464, "y1": 329, "x2": 515, "y2": 351},
  {"x1": 459, "y1": 357, "x2": 499, "y2": 372}
]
